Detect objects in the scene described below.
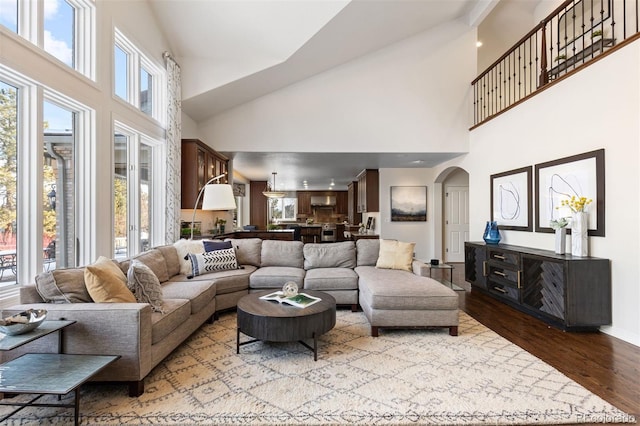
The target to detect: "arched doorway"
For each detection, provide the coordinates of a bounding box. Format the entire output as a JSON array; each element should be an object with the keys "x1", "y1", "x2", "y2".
[{"x1": 433, "y1": 167, "x2": 469, "y2": 263}]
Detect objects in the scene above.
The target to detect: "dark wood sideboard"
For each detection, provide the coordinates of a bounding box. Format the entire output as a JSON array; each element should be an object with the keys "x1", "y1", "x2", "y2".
[{"x1": 464, "y1": 242, "x2": 611, "y2": 331}]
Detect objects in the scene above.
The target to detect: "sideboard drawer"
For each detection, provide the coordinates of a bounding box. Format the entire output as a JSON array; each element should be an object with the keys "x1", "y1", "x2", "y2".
[
  {"x1": 487, "y1": 247, "x2": 520, "y2": 268},
  {"x1": 487, "y1": 264, "x2": 520, "y2": 288},
  {"x1": 488, "y1": 282, "x2": 520, "y2": 302}
]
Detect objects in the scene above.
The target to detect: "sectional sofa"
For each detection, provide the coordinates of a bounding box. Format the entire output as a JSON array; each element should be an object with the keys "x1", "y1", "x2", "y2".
[{"x1": 1, "y1": 238, "x2": 459, "y2": 396}]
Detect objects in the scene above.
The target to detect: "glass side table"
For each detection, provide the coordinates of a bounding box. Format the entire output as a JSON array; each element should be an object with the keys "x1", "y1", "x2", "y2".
[
  {"x1": 0, "y1": 320, "x2": 75, "y2": 353},
  {"x1": 424, "y1": 263, "x2": 464, "y2": 291}
]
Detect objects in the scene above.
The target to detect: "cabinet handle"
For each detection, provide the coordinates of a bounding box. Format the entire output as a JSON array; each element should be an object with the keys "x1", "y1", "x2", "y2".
[
  {"x1": 493, "y1": 286, "x2": 507, "y2": 294},
  {"x1": 482, "y1": 261, "x2": 488, "y2": 276},
  {"x1": 517, "y1": 270, "x2": 522, "y2": 288},
  {"x1": 494, "y1": 254, "x2": 506, "y2": 260},
  {"x1": 494, "y1": 270, "x2": 507, "y2": 277}
]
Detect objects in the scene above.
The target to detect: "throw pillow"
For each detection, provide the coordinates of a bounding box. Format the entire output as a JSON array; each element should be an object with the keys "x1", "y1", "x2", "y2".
[
  {"x1": 187, "y1": 248, "x2": 238, "y2": 278},
  {"x1": 203, "y1": 240, "x2": 232, "y2": 252},
  {"x1": 127, "y1": 260, "x2": 164, "y2": 313},
  {"x1": 173, "y1": 239, "x2": 205, "y2": 275},
  {"x1": 375, "y1": 239, "x2": 415, "y2": 272},
  {"x1": 84, "y1": 256, "x2": 136, "y2": 303},
  {"x1": 34, "y1": 268, "x2": 92, "y2": 303}
]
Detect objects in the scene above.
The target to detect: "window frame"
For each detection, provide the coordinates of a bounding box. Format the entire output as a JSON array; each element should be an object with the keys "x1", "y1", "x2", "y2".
[
  {"x1": 114, "y1": 28, "x2": 166, "y2": 124},
  {"x1": 113, "y1": 121, "x2": 165, "y2": 258},
  {"x1": 6, "y1": 0, "x2": 96, "y2": 80}
]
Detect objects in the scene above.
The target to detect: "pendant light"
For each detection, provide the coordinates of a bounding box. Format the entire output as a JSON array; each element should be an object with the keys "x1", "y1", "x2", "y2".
[{"x1": 262, "y1": 172, "x2": 286, "y2": 198}]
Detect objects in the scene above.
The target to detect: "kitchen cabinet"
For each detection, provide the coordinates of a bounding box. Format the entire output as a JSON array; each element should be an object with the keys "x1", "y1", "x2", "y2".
[
  {"x1": 356, "y1": 169, "x2": 379, "y2": 213},
  {"x1": 347, "y1": 181, "x2": 361, "y2": 225},
  {"x1": 464, "y1": 242, "x2": 611, "y2": 330},
  {"x1": 335, "y1": 191, "x2": 348, "y2": 215},
  {"x1": 181, "y1": 139, "x2": 228, "y2": 209},
  {"x1": 297, "y1": 192, "x2": 312, "y2": 215}
]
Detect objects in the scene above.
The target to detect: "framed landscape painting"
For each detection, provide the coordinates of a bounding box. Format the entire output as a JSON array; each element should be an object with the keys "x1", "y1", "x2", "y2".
[
  {"x1": 390, "y1": 186, "x2": 427, "y2": 222},
  {"x1": 490, "y1": 166, "x2": 533, "y2": 231}
]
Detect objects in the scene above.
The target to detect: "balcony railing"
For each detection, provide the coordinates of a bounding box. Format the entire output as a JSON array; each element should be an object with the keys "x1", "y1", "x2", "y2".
[{"x1": 472, "y1": 0, "x2": 639, "y2": 127}]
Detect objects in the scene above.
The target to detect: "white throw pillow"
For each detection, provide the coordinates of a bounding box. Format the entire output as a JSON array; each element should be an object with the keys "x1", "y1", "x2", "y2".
[
  {"x1": 173, "y1": 239, "x2": 205, "y2": 275},
  {"x1": 375, "y1": 239, "x2": 415, "y2": 272},
  {"x1": 187, "y1": 248, "x2": 239, "y2": 277}
]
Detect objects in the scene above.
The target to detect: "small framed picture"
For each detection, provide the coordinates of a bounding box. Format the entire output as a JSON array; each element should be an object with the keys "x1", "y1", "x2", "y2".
[{"x1": 490, "y1": 166, "x2": 533, "y2": 231}]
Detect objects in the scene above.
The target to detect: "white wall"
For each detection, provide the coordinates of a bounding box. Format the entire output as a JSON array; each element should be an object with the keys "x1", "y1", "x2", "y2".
[
  {"x1": 436, "y1": 40, "x2": 640, "y2": 346},
  {"x1": 379, "y1": 168, "x2": 438, "y2": 261},
  {"x1": 198, "y1": 19, "x2": 476, "y2": 155}
]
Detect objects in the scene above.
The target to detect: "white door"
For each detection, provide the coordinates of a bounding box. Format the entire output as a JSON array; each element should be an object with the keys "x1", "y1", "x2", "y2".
[{"x1": 444, "y1": 186, "x2": 469, "y2": 263}]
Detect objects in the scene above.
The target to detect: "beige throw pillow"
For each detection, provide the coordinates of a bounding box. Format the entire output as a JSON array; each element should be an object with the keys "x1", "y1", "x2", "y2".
[
  {"x1": 35, "y1": 268, "x2": 92, "y2": 303},
  {"x1": 127, "y1": 260, "x2": 164, "y2": 313},
  {"x1": 375, "y1": 239, "x2": 415, "y2": 272},
  {"x1": 84, "y1": 256, "x2": 136, "y2": 303}
]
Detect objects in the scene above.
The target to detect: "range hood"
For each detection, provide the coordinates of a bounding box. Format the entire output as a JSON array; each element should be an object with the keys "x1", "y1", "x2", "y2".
[{"x1": 310, "y1": 195, "x2": 336, "y2": 206}]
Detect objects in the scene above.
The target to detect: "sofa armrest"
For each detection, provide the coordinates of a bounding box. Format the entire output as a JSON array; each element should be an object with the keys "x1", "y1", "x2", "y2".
[
  {"x1": 412, "y1": 259, "x2": 429, "y2": 276},
  {"x1": 1, "y1": 303, "x2": 153, "y2": 381}
]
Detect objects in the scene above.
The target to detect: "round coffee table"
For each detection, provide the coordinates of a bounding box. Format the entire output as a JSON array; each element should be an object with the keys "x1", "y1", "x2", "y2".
[{"x1": 236, "y1": 290, "x2": 336, "y2": 361}]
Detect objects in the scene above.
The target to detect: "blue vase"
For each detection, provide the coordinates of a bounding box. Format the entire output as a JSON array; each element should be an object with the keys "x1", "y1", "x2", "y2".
[{"x1": 483, "y1": 221, "x2": 501, "y2": 244}]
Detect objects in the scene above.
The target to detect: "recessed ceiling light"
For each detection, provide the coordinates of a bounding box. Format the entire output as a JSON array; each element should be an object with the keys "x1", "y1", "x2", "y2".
[
  {"x1": 411, "y1": 160, "x2": 425, "y2": 164},
  {"x1": 476, "y1": 41, "x2": 483, "y2": 47}
]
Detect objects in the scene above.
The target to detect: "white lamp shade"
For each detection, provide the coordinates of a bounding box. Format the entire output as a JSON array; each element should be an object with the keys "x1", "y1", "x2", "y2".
[{"x1": 201, "y1": 184, "x2": 236, "y2": 210}]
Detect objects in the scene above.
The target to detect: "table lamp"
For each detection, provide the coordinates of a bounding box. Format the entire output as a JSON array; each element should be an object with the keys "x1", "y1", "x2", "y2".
[{"x1": 190, "y1": 174, "x2": 236, "y2": 239}]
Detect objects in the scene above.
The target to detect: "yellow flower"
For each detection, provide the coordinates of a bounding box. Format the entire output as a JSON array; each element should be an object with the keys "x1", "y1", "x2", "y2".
[{"x1": 561, "y1": 195, "x2": 593, "y2": 213}]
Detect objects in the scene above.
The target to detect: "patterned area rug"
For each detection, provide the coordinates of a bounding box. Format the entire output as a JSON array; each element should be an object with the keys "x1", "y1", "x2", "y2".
[{"x1": 1, "y1": 310, "x2": 630, "y2": 425}]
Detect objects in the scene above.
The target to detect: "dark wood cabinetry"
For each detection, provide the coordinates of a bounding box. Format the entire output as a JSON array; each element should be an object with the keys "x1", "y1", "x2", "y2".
[
  {"x1": 297, "y1": 192, "x2": 312, "y2": 215},
  {"x1": 464, "y1": 242, "x2": 611, "y2": 330},
  {"x1": 335, "y1": 191, "x2": 348, "y2": 215},
  {"x1": 347, "y1": 181, "x2": 361, "y2": 225},
  {"x1": 356, "y1": 169, "x2": 379, "y2": 213},
  {"x1": 181, "y1": 139, "x2": 228, "y2": 209}
]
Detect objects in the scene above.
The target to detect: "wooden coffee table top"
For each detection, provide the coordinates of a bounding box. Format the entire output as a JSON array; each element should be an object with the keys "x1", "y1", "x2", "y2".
[{"x1": 237, "y1": 290, "x2": 336, "y2": 343}]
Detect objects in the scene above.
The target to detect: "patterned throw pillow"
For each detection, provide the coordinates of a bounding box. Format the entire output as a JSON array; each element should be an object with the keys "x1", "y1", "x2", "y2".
[
  {"x1": 187, "y1": 248, "x2": 239, "y2": 278},
  {"x1": 127, "y1": 259, "x2": 164, "y2": 313}
]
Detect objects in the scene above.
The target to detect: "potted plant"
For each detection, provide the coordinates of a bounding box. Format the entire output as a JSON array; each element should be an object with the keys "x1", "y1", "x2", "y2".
[
  {"x1": 550, "y1": 217, "x2": 569, "y2": 254},
  {"x1": 591, "y1": 29, "x2": 603, "y2": 40}
]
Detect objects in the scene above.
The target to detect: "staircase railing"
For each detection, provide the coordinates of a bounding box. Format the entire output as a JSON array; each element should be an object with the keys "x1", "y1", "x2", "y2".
[{"x1": 472, "y1": 0, "x2": 639, "y2": 127}]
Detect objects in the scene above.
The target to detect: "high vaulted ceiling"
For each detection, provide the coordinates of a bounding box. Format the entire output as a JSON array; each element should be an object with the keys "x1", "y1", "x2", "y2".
[{"x1": 148, "y1": 0, "x2": 508, "y2": 190}]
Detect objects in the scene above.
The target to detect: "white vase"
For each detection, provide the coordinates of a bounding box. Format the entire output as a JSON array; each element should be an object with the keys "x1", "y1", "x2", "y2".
[
  {"x1": 554, "y1": 228, "x2": 566, "y2": 254},
  {"x1": 571, "y1": 212, "x2": 589, "y2": 257}
]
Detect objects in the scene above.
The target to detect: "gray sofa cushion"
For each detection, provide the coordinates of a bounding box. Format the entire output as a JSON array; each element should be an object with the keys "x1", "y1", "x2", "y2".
[
  {"x1": 155, "y1": 245, "x2": 181, "y2": 278},
  {"x1": 304, "y1": 268, "x2": 358, "y2": 291},
  {"x1": 250, "y1": 266, "x2": 306, "y2": 289},
  {"x1": 123, "y1": 249, "x2": 170, "y2": 282},
  {"x1": 151, "y1": 298, "x2": 191, "y2": 344},
  {"x1": 356, "y1": 266, "x2": 458, "y2": 310},
  {"x1": 161, "y1": 280, "x2": 216, "y2": 315},
  {"x1": 168, "y1": 265, "x2": 255, "y2": 295},
  {"x1": 34, "y1": 268, "x2": 92, "y2": 303},
  {"x1": 303, "y1": 241, "x2": 356, "y2": 270},
  {"x1": 226, "y1": 238, "x2": 262, "y2": 267},
  {"x1": 356, "y1": 239, "x2": 380, "y2": 266},
  {"x1": 260, "y1": 240, "x2": 304, "y2": 268}
]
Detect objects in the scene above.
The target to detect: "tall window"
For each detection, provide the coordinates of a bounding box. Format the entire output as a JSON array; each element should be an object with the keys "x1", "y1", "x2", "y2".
[
  {"x1": 114, "y1": 28, "x2": 164, "y2": 122},
  {"x1": 0, "y1": 0, "x2": 18, "y2": 32},
  {"x1": 0, "y1": 81, "x2": 18, "y2": 287},
  {"x1": 44, "y1": 0, "x2": 75, "y2": 68},
  {"x1": 114, "y1": 124, "x2": 160, "y2": 259},
  {"x1": 114, "y1": 45, "x2": 128, "y2": 100},
  {"x1": 43, "y1": 100, "x2": 77, "y2": 270},
  {"x1": 1, "y1": 0, "x2": 95, "y2": 79}
]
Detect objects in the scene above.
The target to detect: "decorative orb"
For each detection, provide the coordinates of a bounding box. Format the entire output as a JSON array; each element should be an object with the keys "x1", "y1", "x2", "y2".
[{"x1": 282, "y1": 281, "x2": 298, "y2": 297}]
